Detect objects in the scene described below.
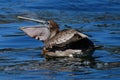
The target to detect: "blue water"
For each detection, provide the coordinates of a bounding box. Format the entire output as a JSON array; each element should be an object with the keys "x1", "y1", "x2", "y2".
[{"x1": 0, "y1": 0, "x2": 120, "y2": 80}]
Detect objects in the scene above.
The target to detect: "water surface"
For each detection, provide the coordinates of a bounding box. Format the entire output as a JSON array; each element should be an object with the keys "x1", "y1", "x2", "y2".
[{"x1": 0, "y1": 0, "x2": 120, "y2": 80}]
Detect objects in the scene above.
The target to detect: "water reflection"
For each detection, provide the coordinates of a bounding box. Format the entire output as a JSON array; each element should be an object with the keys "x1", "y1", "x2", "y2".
[{"x1": 0, "y1": 55, "x2": 119, "y2": 72}]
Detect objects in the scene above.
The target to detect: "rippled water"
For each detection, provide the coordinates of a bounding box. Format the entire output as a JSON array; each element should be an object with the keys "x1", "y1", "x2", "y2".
[{"x1": 0, "y1": 0, "x2": 120, "y2": 80}]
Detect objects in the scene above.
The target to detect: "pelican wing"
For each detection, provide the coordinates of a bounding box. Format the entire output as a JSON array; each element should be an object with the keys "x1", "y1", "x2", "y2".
[{"x1": 45, "y1": 29, "x2": 88, "y2": 48}]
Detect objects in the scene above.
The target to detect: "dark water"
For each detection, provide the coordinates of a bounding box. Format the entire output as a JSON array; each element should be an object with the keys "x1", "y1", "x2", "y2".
[{"x1": 0, "y1": 0, "x2": 120, "y2": 80}]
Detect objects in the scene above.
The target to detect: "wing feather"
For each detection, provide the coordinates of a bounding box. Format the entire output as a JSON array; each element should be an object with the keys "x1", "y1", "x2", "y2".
[{"x1": 45, "y1": 29, "x2": 88, "y2": 48}]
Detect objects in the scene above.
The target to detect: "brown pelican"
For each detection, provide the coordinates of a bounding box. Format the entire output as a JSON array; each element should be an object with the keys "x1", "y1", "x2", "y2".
[{"x1": 18, "y1": 16, "x2": 95, "y2": 59}]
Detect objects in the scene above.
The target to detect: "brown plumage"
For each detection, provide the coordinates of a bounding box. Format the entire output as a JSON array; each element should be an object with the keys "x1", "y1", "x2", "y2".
[{"x1": 18, "y1": 16, "x2": 95, "y2": 59}]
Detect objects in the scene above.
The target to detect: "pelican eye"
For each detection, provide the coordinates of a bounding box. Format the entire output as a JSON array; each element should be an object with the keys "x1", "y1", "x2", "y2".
[{"x1": 44, "y1": 21, "x2": 50, "y2": 25}]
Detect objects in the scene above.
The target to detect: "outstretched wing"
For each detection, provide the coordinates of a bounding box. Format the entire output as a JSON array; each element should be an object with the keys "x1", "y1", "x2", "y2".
[
  {"x1": 20, "y1": 25, "x2": 50, "y2": 41},
  {"x1": 45, "y1": 29, "x2": 88, "y2": 48}
]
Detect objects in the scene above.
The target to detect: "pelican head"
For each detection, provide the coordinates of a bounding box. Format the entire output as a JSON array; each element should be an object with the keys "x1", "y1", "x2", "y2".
[{"x1": 18, "y1": 16, "x2": 59, "y2": 41}]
